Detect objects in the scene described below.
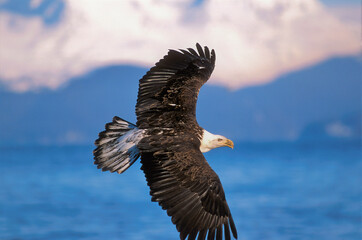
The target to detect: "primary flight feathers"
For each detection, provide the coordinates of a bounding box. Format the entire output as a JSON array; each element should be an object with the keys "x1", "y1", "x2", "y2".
[
  {"x1": 136, "y1": 43, "x2": 215, "y2": 129},
  {"x1": 94, "y1": 43, "x2": 237, "y2": 240}
]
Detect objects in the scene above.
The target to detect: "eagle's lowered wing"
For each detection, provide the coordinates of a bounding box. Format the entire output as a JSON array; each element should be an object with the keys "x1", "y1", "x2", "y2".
[{"x1": 139, "y1": 136, "x2": 237, "y2": 240}]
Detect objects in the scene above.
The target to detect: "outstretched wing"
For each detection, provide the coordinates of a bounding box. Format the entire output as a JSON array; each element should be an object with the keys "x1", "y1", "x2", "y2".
[
  {"x1": 138, "y1": 135, "x2": 238, "y2": 240},
  {"x1": 136, "y1": 44, "x2": 237, "y2": 239},
  {"x1": 136, "y1": 43, "x2": 215, "y2": 129}
]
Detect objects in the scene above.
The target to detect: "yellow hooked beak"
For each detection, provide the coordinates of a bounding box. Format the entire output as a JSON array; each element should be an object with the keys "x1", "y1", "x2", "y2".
[{"x1": 223, "y1": 139, "x2": 234, "y2": 149}]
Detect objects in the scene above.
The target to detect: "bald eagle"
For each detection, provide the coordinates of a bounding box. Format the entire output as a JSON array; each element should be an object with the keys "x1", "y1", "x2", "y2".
[{"x1": 94, "y1": 43, "x2": 237, "y2": 240}]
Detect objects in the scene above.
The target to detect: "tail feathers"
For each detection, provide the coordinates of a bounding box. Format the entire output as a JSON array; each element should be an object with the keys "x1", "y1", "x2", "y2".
[{"x1": 93, "y1": 116, "x2": 144, "y2": 174}]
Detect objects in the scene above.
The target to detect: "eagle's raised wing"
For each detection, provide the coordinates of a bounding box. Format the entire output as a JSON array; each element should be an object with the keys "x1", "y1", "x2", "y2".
[
  {"x1": 135, "y1": 43, "x2": 215, "y2": 129},
  {"x1": 139, "y1": 136, "x2": 238, "y2": 240}
]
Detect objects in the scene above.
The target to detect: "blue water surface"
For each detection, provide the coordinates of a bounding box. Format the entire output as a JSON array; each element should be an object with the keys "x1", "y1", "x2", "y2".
[{"x1": 0, "y1": 142, "x2": 361, "y2": 240}]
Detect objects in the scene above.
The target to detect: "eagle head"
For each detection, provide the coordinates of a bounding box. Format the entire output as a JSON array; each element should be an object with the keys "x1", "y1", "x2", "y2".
[{"x1": 200, "y1": 129, "x2": 234, "y2": 153}]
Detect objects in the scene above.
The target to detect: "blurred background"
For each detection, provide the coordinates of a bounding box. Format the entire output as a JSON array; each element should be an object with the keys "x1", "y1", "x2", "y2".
[{"x1": 0, "y1": 0, "x2": 360, "y2": 239}]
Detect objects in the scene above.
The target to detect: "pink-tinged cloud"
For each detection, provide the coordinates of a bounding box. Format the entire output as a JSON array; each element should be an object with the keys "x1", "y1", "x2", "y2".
[{"x1": 0, "y1": 0, "x2": 359, "y2": 92}]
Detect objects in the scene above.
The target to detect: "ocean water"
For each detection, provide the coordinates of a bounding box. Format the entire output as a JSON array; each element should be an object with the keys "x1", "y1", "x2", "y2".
[{"x1": 0, "y1": 142, "x2": 361, "y2": 240}]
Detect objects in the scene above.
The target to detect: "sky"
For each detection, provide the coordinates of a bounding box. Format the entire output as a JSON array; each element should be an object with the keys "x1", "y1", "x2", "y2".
[{"x1": 0, "y1": 0, "x2": 360, "y2": 92}]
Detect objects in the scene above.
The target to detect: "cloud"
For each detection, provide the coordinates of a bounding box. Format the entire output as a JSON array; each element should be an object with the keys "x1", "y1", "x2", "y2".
[
  {"x1": 30, "y1": 0, "x2": 43, "y2": 9},
  {"x1": 0, "y1": 0, "x2": 359, "y2": 92},
  {"x1": 325, "y1": 122, "x2": 353, "y2": 138},
  {"x1": 326, "y1": 4, "x2": 361, "y2": 36}
]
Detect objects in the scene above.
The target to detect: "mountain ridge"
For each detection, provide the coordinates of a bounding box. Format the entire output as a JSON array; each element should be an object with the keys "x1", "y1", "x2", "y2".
[{"x1": 0, "y1": 56, "x2": 360, "y2": 145}]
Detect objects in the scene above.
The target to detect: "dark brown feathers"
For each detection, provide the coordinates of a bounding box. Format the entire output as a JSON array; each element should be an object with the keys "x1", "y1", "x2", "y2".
[
  {"x1": 139, "y1": 144, "x2": 237, "y2": 240},
  {"x1": 136, "y1": 43, "x2": 215, "y2": 130},
  {"x1": 133, "y1": 44, "x2": 237, "y2": 239}
]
